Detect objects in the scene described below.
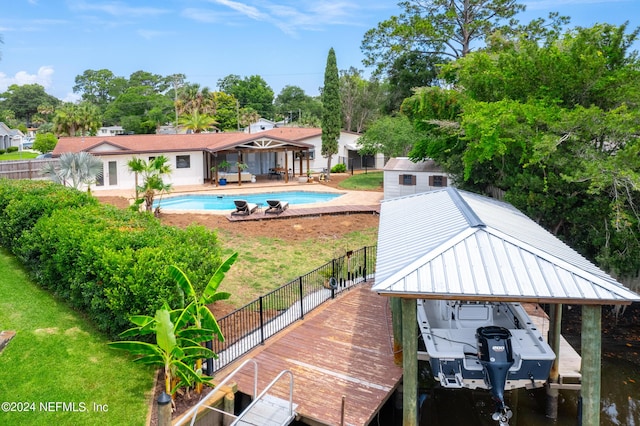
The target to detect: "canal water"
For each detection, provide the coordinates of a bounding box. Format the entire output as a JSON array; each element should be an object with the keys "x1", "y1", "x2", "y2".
[{"x1": 415, "y1": 355, "x2": 640, "y2": 425}]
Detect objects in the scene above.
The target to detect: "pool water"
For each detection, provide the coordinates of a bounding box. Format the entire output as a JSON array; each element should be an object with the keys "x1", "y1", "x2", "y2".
[{"x1": 155, "y1": 191, "x2": 344, "y2": 211}]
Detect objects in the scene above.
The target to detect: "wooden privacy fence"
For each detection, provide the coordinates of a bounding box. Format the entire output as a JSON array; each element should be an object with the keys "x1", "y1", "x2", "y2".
[
  {"x1": 0, "y1": 159, "x2": 58, "y2": 180},
  {"x1": 207, "y1": 245, "x2": 377, "y2": 374}
]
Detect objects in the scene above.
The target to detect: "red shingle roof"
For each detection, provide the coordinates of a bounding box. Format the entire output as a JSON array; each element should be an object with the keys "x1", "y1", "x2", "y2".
[{"x1": 53, "y1": 127, "x2": 321, "y2": 156}]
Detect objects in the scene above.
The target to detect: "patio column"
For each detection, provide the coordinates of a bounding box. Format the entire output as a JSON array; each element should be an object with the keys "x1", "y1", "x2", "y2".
[
  {"x1": 581, "y1": 304, "x2": 602, "y2": 426},
  {"x1": 284, "y1": 149, "x2": 289, "y2": 183},
  {"x1": 401, "y1": 298, "x2": 418, "y2": 426}
]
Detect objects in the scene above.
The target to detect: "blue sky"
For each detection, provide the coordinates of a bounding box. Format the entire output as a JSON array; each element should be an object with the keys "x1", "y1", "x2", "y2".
[{"x1": 1, "y1": 0, "x2": 638, "y2": 103}]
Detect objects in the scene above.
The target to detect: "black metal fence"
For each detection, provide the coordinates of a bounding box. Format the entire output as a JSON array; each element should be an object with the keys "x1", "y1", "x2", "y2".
[{"x1": 208, "y1": 245, "x2": 377, "y2": 373}]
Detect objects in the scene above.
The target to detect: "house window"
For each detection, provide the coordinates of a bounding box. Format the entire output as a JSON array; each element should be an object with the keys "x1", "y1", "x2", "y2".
[
  {"x1": 176, "y1": 155, "x2": 190, "y2": 169},
  {"x1": 429, "y1": 175, "x2": 447, "y2": 187},
  {"x1": 399, "y1": 174, "x2": 416, "y2": 185}
]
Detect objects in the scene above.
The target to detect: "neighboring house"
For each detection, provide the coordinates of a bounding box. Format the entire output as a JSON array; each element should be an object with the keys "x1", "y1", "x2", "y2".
[
  {"x1": 383, "y1": 157, "x2": 451, "y2": 199},
  {"x1": 53, "y1": 128, "x2": 379, "y2": 192},
  {"x1": 97, "y1": 126, "x2": 125, "y2": 137},
  {"x1": 0, "y1": 122, "x2": 25, "y2": 150},
  {"x1": 245, "y1": 118, "x2": 286, "y2": 134}
]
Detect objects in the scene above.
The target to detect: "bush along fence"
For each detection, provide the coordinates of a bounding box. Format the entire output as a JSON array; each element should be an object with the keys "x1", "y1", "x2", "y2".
[{"x1": 207, "y1": 245, "x2": 377, "y2": 374}]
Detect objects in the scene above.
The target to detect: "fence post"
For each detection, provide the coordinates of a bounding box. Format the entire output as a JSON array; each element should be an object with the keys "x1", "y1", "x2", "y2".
[
  {"x1": 299, "y1": 277, "x2": 304, "y2": 319},
  {"x1": 259, "y1": 296, "x2": 265, "y2": 345},
  {"x1": 156, "y1": 392, "x2": 172, "y2": 426},
  {"x1": 363, "y1": 246, "x2": 368, "y2": 281}
]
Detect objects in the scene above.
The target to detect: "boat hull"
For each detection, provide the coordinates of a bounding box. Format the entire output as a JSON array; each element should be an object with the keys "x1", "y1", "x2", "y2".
[{"x1": 417, "y1": 300, "x2": 555, "y2": 391}]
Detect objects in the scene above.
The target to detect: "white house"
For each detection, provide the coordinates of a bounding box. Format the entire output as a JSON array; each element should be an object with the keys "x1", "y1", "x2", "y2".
[
  {"x1": 97, "y1": 126, "x2": 125, "y2": 137},
  {"x1": 383, "y1": 157, "x2": 451, "y2": 199},
  {"x1": 53, "y1": 127, "x2": 379, "y2": 191},
  {"x1": 0, "y1": 122, "x2": 25, "y2": 150}
]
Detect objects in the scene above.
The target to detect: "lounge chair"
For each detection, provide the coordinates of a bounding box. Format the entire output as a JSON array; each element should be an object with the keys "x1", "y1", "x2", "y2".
[
  {"x1": 265, "y1": 199, "x2": 289, "y2": 214},
  {"x1": 232, "y1": 200, "x2": 258, "y2": 216}
]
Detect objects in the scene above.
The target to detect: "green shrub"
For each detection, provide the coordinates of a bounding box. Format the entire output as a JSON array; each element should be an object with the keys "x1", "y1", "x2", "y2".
[
  {"x1": 16, "y1": 203, "x2": 222, "y2": 337},
  {"x1": 331, "y1": 163, "x2": 347, "y2": 173},
  {"x1": 7, "y1": 146, "x2": 18, "y2": 153},
  {"x1": 0, "y1": 149, "x2": 5, "y2": 155},
  {"x1": 0, "y1": 179, "x2": 97, "y2": 251}
]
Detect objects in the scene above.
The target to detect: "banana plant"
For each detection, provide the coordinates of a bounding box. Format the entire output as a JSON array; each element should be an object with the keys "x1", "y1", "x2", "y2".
[
  {"x1": 109, "y1": 305, "x2": 217, "y2": 396},
  {"x1": 168, "y1": 253, "x2": 236, "y2": 392}
]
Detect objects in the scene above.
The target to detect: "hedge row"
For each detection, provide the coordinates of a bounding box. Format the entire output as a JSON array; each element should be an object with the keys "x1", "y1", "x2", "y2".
[{"x1": 0, "y1": 179, "x2": 223, "y2": 337}]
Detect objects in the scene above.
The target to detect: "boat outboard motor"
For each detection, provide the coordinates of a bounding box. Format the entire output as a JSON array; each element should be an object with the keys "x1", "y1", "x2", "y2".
[{"x1": 477, "y1": 326, "x2": 514, "y2": 425}]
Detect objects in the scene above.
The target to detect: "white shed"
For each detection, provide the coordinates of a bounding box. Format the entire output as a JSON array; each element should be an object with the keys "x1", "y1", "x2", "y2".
[{"x1": 383, "y1": 157, "x2": 450, "y2": 199}]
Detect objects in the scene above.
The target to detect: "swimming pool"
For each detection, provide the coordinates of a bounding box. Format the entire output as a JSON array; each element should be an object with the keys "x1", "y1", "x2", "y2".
[{"x1": 155, "y1": 191, "x2": 345, "y2": 211}]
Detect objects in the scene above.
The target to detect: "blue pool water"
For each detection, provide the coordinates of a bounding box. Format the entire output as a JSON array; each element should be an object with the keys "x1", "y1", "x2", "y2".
[{"x1": 155, "y1": 191, "x2": 344, "y2": 211}]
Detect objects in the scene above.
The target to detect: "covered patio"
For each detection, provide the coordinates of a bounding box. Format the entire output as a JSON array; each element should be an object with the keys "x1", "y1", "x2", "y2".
[{"x1": 205, "y1": 131, "x2": 317, "y2": 186}]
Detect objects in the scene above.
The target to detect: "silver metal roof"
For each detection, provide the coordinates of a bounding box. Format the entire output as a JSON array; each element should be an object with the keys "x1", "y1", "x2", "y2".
[{"x1": 372, "y1": 188, "x2": 640, "y2": 304}]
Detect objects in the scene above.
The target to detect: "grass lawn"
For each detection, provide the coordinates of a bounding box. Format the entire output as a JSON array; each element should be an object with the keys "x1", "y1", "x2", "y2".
[
  {"x1": 336, "y1": 171, "x2": 383, "y2": 191},
  {"x1": 0, "y1": 151, "x2": 40, "y2": 161},
  {"x1": 0, "y1": 249, "x2": 154, "y2": 426}
]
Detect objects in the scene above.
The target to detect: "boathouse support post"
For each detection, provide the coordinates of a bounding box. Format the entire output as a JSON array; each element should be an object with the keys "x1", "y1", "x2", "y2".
[
  {"x1": 401, "y1": 298, "x2": 418, "y2": 426},
  {"x1": 391, "y1": 297, "x2": 403, "y2": 365},
  {"x1": 546, "y1": 303, "x2": 563, "y2": 419},
  {"x1": 581, "y1": 304, "x2": 602, "y2": 426}
]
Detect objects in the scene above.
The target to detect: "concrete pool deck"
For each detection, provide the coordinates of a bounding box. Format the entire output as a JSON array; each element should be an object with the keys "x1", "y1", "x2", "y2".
[{"x1": 94, "y1": 178, "x2": 384, "y2": 216}]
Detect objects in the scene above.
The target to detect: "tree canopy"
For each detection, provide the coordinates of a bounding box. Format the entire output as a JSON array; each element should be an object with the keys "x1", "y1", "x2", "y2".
[
  {"x1": 217, "y1": 74, "x2": 274, "y2": 119},
  {"x1": 361, "y1": 0, "x2": 525, "y2": 75},
  {"x1": 404, "y1": 22, "x2": 640, "y2": 283},
  {"x1": 0, "y1": 84, "x2": 60, "y2": 124}
]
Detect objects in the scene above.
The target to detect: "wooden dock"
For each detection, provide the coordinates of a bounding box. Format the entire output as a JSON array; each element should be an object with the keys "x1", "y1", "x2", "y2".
[
  {"x1": 524, "y1": 303, "x2": 582, "y2": 386},
  {"x1": 213, "y1": 283, "x2": 403, "y2": 426}
]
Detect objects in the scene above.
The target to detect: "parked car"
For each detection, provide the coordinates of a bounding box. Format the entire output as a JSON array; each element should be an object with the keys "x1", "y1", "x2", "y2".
[{"x1": 36, "y1": 152, "x2": 52, "y2": 159}]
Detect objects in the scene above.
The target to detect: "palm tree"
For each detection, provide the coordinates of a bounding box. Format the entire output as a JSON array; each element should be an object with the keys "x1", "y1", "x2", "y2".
[
  {"x1": 128, "y1": 156, "x2": 172, "y2": 213},
  {"x1": 178, "y1": 110, "x2": 218, "y2": 133},
  {"x1": 41, "y1": 152, "x2": 103, "y2": 191}
]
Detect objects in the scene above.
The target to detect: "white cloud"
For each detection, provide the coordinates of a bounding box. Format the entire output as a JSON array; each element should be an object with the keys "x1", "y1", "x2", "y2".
[
  {"x1": 201, "y1": 0, "x2": 360, "y2": 36},
  {"x1": 213, "y1": 0, "x2": 269, "y2": 21},
  {"x1": 0, "y1": 66, "x2": 55, "y2": 92},
  {"x1": 68, "y1": 0, "x2": 169, "y2": 18}
]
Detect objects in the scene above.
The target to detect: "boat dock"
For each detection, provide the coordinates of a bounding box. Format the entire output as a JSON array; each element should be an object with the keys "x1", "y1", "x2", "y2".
[
  {"x1": 524, "y1": 303, "x2": 582, "y2": 387},
  {"x1": 211, "y1": 283, "x2": 403, "y2": 426}
]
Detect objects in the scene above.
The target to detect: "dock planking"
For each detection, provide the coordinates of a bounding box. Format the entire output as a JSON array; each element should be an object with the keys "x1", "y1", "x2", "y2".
[{"x1": 212, "y1": 283, "x2": 402, "y2": 426}]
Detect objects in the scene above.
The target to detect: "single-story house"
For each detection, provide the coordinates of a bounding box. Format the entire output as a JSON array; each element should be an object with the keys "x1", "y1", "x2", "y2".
[
  {"x1": 0, "y1": 122, "x2": 25, "y2": 150},
  {"x1": 383, "y1": 157, "x2": 451, "y2": 199},
  {"x1": 52, "y1": 127, "x2": 377, "y2": 191}
]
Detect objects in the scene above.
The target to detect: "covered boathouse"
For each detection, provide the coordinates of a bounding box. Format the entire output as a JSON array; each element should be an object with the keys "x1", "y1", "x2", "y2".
[{"x1": 372, "y1": 187, "x2": 640, "y2": 425}]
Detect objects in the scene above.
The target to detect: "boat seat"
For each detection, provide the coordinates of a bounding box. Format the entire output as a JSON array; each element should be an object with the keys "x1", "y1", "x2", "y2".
[{"x1": 454, "y1": 303, "x2": 493, "y2": 328}]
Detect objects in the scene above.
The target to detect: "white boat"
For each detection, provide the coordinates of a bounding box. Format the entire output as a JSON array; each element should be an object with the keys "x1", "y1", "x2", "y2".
[{"x1": 417, "y1": 299, "x2": 556, "y2": 424}]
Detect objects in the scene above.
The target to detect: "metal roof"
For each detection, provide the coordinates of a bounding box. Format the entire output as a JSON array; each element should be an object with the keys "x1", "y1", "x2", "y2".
[{"x1": 372, "y1": 187, "x2": 640, "y2": 304}]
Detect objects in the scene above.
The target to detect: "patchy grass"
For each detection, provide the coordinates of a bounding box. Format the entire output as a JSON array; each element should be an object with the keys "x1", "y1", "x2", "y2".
[
  {"x1": 336, "y1": 171, "x2": 384, "y2": 191},
  {"x1": 215, "y1": 225, "x2": 378, "y2": 307},
  {"x1": 0, "y1": 249, "x2": 154, "y2": 426}
]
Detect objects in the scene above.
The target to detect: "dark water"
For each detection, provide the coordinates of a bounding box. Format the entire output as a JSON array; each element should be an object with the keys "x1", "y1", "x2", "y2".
[{"x1": 415, "y1": 356, "x2": 640, "y2": 425}]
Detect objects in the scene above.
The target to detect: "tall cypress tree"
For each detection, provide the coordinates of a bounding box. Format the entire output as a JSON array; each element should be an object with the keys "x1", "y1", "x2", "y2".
[{"x1": 321, "y1": 47, "x2": 341, "y2": 179}]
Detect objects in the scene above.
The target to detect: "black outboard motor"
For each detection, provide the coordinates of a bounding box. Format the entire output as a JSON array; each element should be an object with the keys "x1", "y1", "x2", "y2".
[{"x1": 477, "y1": 326, "x2": 514, "y2": 424}]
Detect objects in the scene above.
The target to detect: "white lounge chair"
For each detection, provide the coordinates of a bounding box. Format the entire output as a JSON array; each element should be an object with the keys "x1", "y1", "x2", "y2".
[{"x1": 265, "y1": 200, "x2": 289, "y2": 214}]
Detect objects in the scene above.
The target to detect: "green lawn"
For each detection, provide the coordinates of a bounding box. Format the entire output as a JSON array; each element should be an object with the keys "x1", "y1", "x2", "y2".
[
  {"x1": 0, "y1": 249, "x2": 154, "y2": 426},
  {"x1": 336, "y1": 171, "x2": 383, "y2": 191},
  {"x1": 0, "y1": 151, "x2": 40, "y2": 161}
]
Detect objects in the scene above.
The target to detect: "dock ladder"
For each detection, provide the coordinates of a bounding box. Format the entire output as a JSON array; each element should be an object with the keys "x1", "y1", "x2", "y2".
[{"x1": 181, "y1": 359, "x2": 296, "y2": 426}]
